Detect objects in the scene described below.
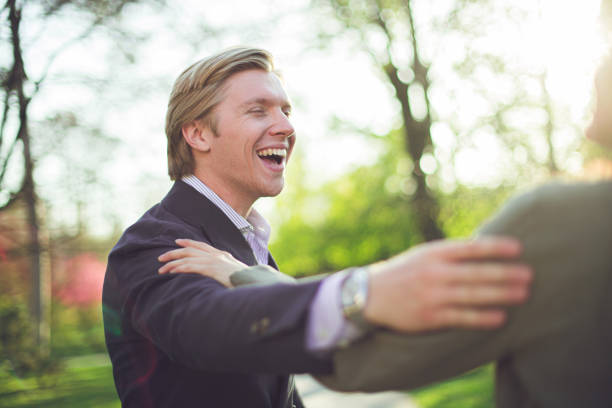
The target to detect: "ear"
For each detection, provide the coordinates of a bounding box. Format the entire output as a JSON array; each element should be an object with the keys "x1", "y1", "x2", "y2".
[{"x1": 181, "y1": 120, "x2": 212, "y2": 153}]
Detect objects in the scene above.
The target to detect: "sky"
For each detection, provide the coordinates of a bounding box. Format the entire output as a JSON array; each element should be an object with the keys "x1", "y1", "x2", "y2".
[{"x1": 8, "y1": 0, "x2": 607, "y2": 237}]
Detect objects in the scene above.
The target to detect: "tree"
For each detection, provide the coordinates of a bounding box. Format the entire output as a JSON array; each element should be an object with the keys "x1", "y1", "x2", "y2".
[
  {"x1": 313, "y1": 0, "x2": 594, "y2": 242},
  {"x1": 0, "y1": 0, "x2": 162, "y2": 348},
  {"x1": 319, "y1": 0, "x2": 445, "y2": 241},
  {"x1": 271, "y1": 130, "x2": 423, "y2": 276},
  {"x1": 443, "y1": 1, "x2": 572, "y2": 180},
  {"x1": 270, "y1": 128, "x2": 512, "y2": 277}
]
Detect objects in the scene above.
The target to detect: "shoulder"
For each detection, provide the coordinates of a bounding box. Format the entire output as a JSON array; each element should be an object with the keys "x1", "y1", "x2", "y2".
[
  {"x1": 477, "y1": 180, "x2": 612, "y2": 297},
  {"x1": 109, "y1": 202, "x2": 203, "y2": 262},
  {"x1": 475, "y1": 181, "x2": 612, "y2": 352},
  {"x1": 478, "y1": 180, "x2": 612, "y2": 238}
]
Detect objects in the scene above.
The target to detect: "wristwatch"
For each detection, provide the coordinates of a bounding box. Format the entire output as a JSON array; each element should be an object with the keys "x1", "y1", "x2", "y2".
[{"x1": 340, "y1": 267, "x2": 374, "y2": 331}]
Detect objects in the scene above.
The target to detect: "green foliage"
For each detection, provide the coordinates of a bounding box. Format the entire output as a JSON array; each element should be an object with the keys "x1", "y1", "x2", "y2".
[
  {"x1": 413, "y1": 365, "x2": 495, "y2": 408},
  {"x1": 271, "y1": 145, "x2": 422, "y2": 277},
  {"x1": 50, "y1": 303, "x2": 106, "y2": 358},
  {"x1": 271, "y1": 129, "x2": 515, "y2": 276},
  {"x1": 438, "y1": 185, "x2": 515, "y2": 238},
  {"x1": 0, "y1": 298, "x2": 63, "y2": 385},
  {"x1": 0, "y1": 356, "x2": 118, "y2": 408}
]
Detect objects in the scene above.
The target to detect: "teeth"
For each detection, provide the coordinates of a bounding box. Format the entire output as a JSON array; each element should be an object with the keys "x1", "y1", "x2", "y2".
[{"x1": 257, "y1": 148, "x2": 287, "y2": 158}]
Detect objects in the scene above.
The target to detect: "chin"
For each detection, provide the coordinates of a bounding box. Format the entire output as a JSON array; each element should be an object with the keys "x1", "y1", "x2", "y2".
[{"x1": 262, "y1": 183, "x2": 285, "y2": 198}]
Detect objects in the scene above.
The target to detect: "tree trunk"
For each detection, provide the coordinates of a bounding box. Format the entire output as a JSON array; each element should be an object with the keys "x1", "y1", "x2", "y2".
[
  {"x1": 384, "y1": 63, "x2": 444, "y2": 241},
  {"x1": 8, "y1": 0, "x2": 49, "y2": 348},
  {"x1": 327, "y1": 0, "x2": 445, "y2": 241},
  {"x1": 381, "y1": 0, "x2": 444, "y2": 241}
]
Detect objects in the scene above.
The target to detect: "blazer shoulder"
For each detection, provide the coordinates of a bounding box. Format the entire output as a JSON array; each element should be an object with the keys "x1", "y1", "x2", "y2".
[
  {"x1": 478, "y1": 180, "x2": 612, "y2": 238},
  {"x1": 109, "y1": 202, "x2": 204, "y2": 260}
]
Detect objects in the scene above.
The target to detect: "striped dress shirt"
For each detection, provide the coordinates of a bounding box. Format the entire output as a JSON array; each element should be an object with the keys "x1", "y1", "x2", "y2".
[
  {"x1": 181, "y1": 175, "x2": 362, "y2": 351},
  {"x1": 182, "y1": 175, "x2": 270, "y2": 265}
]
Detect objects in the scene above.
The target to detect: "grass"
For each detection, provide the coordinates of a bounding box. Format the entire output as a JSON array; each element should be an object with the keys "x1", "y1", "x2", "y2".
[
  {"x1": 0, "y1": 354, "x2": 119, "y2": 408},
  {"x1": 0, "y1": 354, "x2": 494, "y2": 408},
  {"x1": 411, "y1": 365, "x2": 495, "y2": 408}
]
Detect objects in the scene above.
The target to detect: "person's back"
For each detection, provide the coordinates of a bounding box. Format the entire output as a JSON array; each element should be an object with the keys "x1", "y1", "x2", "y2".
[
  {"x1": 491, "y1": 180, "x2": 612, "y2": 407},
  {"x1": 317, "y1": 179, "x2": 612, "y2": 407},
  {"x1": 317, "y1": 46, "x2": 612, "y2": 407}
]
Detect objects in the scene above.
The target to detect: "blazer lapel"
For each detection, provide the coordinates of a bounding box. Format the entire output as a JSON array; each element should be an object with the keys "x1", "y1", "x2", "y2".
[
  {"x1": 161, "y1": 181, "x2": 257, "y2": 266},
  {"x1": 267, "y1": 252, "x2": 279, "y2": 271}
]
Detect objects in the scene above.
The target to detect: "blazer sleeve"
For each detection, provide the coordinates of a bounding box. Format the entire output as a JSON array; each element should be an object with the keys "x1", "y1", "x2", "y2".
[
  {"x1": 315, "y1": 181, "x2": 612, "y2": 392},
  {"x1": 230, "y1": 265, "x2": 298, "y2": 286},
  {"x1": 104, "y1": 219, "x2": 332, "y2": 375}
]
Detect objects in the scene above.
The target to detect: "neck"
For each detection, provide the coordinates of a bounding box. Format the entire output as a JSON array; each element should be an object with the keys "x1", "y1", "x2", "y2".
[{"x1": 192, "y1": 171, "x2": 254, "y2": 218}]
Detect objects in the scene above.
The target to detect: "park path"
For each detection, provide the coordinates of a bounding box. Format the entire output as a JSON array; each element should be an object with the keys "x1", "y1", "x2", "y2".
[{"x1": 295, "y1": 374, "x2": 419, "y2": 408}]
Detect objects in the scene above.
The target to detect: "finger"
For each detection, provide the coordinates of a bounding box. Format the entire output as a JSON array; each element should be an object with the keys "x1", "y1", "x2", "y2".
[
  {"x1": 435, "y1": 307, "x2": 507, "y2": 329},
  {"x1": 158, "y1": 258, "x2": 183, "y2": 274},
  {"x1": 427, "y1": 237, "x2": 523, "y2": 261},
  {"x1": 166, "y1": 263, "x2": 201, "y2": 274},
  {"x1": 442, "y1": 284, "x2": 530, "y2": 306},
  {"x1": 176, "y1": 239, "x2": 216, "y2": 253},
  {"x1": 158, "y1": 249, "x2": 185, "y2": 262},
  {"x1": 158, "y1": 247, "x2": 203, "y2": 262},
  {"x1": 159, "y1": 258, "x2": 197, "y2": 274},
  {"x1": 442, "y1": 263, "x2": 532, "y2": 284}
]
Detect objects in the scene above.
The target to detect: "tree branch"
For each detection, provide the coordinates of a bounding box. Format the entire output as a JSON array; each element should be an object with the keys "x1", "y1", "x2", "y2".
[
  {"x1": 0, "y1": 131, "x2": 20, "y2": 186},
  {"x1": 0, "y1": 182, "x2": 22, "y2": 211},
  {"x1": 32, "y1": 18, "x2": 102, "y2": 95},
  {"x1": 402, "y1": 0, "x2": 432, "y2": 120},
  {"x1": 0, "y1": 88, "x2": 11, "y2": 153},
  {"x1": 372, "y1": 0, "x2": 395, "y2": 59}
]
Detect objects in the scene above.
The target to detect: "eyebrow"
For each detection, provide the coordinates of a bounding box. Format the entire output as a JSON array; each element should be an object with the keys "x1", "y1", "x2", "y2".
[{"x1": 240, "y1": 97, "x2": 292, "y2": 111}]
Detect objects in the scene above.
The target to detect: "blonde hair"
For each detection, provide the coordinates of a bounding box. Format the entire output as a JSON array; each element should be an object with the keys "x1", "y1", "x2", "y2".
[{"x1": 165, "y1": 47, "x2": 274, "y2": 180}]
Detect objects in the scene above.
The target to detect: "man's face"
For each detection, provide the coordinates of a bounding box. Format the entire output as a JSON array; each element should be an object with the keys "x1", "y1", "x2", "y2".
[
  {"x1": 586, "y1": 57, "x2": 612, "y2": 148},
  {"x1": 203, "y1": 69, "x2": 296, "y2": 208}
]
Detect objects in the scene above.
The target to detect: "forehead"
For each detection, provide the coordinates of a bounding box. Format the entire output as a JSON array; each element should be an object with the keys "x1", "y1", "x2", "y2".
[{"x1": 221, "y1": 69, "x2": 290, "y2": 106}]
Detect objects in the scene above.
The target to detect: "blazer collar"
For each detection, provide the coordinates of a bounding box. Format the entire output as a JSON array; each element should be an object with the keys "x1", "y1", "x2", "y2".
[{"x1": 161, "y1": 181, "x2": 257, "y2": 266}]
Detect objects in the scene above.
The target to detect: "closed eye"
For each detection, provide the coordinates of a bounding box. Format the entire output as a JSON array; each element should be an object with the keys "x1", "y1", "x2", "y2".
[{"x1": 248, "y1": 107, "x2": 266, "y2": 115}]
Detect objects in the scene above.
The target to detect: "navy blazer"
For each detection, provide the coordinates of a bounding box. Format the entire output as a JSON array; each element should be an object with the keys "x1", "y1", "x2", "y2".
[{"x1": 103, "y1": 181, "x2": 332, "y2": 407}]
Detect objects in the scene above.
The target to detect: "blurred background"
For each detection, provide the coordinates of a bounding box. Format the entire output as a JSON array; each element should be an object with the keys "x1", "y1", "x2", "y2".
[{"x1": 1, "y1": 0, "x2": 612, "y2": 407}]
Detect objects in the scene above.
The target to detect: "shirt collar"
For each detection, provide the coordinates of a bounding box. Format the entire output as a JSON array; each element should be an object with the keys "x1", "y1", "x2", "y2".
[{"x1": 181, "y1": 175, "x2": 271, "y2": 242}]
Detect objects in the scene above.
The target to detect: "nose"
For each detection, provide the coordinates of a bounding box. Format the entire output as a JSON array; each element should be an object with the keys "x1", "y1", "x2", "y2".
[{"x1": 269, "y1": 109, "x2": 295, "y2": 140}]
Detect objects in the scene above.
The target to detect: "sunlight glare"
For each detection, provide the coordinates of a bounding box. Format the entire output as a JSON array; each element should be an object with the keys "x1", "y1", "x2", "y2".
[{"x1": 453, "y1": 0, "x2": 605, "y2": 186}]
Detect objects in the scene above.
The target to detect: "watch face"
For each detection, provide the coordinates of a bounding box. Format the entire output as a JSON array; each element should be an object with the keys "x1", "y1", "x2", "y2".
[
  {"x1": 342, "y1": 277, "x2": 358, "y2": 305},
  {"x1": 341, "y1": 268, "x2": 368, "y2": 315},
  {"x1": 340, "y1": 268, "x2": 374, "y2": 331}
]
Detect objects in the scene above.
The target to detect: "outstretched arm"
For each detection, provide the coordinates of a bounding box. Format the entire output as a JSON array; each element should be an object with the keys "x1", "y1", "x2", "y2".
[
  {"x1": 317, "y1": 181, "x2": 612, "y2": 393},
  {"x1": 159, "y1": 236, "x2": 531, "y2": 332}
]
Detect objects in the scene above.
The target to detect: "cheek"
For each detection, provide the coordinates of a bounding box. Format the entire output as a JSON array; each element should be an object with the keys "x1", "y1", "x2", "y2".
[{"x1": 287, "y1": 135, "x2": 297, "y2": 155}]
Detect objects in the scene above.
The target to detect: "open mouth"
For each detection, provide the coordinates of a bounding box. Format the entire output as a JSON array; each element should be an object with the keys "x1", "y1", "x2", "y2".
[{"x1": 256, "y1": 148, "x2": 287, "y2": 165}]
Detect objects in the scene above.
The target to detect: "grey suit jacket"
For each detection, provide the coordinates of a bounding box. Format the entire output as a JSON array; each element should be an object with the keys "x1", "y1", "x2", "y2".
[
  {"x1": 316, "y1": 180, "x2": 612, "y2": 408},
  {"x1": 233, "y1": 180, "x2": 612, "y2": 407}
]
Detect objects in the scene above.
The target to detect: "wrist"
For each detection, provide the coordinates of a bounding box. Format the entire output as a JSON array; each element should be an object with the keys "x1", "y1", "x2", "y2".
[
  {"x1": 361, "y1": 262, "x2": 386, "y2": 326},
  {"x1": 340, "y1": 267, "x2": 376, "y2": 331}
]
